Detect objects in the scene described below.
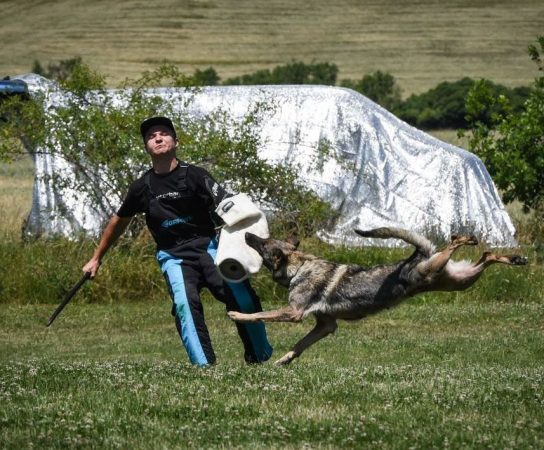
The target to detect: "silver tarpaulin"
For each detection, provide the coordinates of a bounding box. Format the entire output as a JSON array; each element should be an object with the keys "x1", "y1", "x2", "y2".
[{"x1": 15, "y1": 73, "x2": 517, "y2": 247}]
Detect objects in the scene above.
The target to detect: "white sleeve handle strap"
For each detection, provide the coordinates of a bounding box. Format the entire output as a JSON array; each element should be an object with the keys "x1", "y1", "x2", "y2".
[{"x1": 215, "y1": 193, "x2": 262, "y2": 227}]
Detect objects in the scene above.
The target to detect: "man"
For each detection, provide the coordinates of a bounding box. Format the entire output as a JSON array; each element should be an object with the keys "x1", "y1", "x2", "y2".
[{"x1": 83, "y1": 116, "x2": 273, "y2": 366}]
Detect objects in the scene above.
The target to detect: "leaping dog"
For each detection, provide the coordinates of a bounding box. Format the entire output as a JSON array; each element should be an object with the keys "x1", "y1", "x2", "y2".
[{"x1": 228, "y1": 228, "x2": 527, "y2": 365}]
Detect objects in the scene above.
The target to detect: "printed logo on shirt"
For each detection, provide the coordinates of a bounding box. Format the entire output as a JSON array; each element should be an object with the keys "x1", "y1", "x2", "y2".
[
  {"x1": 155, "y1": 191, "x2": 182, "y2": 200},
  {"x1": 161, "y1": 216, "x2": 193, "y2": 228},
  {"x1": 204, "y1": 177, "x2": 223, "y2": 202},
  {"x1": 212, "y1": 182, "x2": 220, "y2": 197}
]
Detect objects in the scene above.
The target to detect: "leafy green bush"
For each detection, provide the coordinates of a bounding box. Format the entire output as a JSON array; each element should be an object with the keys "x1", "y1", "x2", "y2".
[
  {"x1": 179, "y1": 107, "x2": 333, "y2": 236},
  {"x1": 192, "y1": 66, "x2": 220, "y2": 86},
  {"x1": 341, "y1": 70, "x2": 402, "y2": 112},
  {"x1": 0, "y1": 62, "x2": 332, "y2": 238},
  {"x1": 31, "y1": 57, "x2": 83, "y2": 83},
  {"x1": 397, "y1": 78, "x2": 472, "y2": 128},
  {"x1": 461, "y1": 36, "x2": 544, "y2": 240},
  {"x1": 30, "y1": 57, "x2": 533, "y2": 131},
  {"x1": 219, "y1": 62, "x2": 530, "y2": 129},
  {"x1": 397, "y1": 77, "x2": 531, "y2": 129},
  {"x1": 224, "y1": 61, "x2": 338, "y2": 86}
]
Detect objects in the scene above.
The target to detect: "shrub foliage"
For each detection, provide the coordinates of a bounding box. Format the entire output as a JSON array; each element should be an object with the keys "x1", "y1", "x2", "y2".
[
  {"x1": 341, "y1": 70, "x2": 402, "y2": 113},
  {"x1": 224, "y1": 61, "x2": 339, "y2": 86},
  {"x1": 461, "y1": 36, "x2": 544, "y2": 226},
  {"x1": 0, "y1": 62, "x2": 332, "y2": 238},
  {"x1": 23, "y1": 58, "x2": 532, "y2": 131},
  {"x1": 2, "y1": 45, "x2": 539, "y2": 237}
]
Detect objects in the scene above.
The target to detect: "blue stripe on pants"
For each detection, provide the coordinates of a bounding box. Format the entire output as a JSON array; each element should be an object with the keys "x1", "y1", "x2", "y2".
[
  {"x1": 226, "y1": 281, "x2": 273, "y2": 362},
  {"x1": 207, "y1": 239, "x2": 273, "y2": 362},
  {"x1": 157, "y1": 250, "x2": 209, "y2": 366}
]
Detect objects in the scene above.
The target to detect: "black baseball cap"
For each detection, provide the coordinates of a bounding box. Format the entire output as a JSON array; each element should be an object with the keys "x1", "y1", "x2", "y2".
[{"x1": 140, "y1": 116, "x2": 177, "y2": 140}]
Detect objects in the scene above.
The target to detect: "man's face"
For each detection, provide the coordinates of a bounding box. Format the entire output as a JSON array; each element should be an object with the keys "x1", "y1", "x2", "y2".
[{"x1": 144, "y1": 125, "x2": 178, "y2": 157}]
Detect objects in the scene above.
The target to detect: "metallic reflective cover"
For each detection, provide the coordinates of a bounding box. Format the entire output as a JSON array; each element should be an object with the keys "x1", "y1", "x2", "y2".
[{"x1": 15, "y1": 74, "x2": 517, "y2": 247}]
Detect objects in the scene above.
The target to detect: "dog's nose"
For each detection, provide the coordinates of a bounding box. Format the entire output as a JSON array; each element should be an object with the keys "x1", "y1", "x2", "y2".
[
  {"x1": 245, "y1": 232, "x2": 257, "y2": 243},
  {"x1": 245, "y1": 232, "x2": 264, "y2": 247}
]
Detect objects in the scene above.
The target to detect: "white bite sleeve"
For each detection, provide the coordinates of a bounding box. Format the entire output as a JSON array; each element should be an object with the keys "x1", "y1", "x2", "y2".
[{"x1": 215, "y1": 194, "x2": 269, "y2": 283}]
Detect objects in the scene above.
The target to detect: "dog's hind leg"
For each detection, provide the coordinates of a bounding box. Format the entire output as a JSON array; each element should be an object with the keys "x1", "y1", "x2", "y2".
[
  {"x1": 228, "y1": 305, "x2": 304, "y2": 323},
  {"x1": 275, "y1": 315, "x2": 337, "y2": 366},
  {"x1": 462, "y1": 252, "x2": 528, "y2": 283},
  {"x1": 473, "y1": 252, "x2": 528, "y2": 268},
  {"x1": 416, "y1": 234, "x2": 478, "y2": 276},
  {"x1": 439, "y1": 251, "x2": 528, "y2": 290}
]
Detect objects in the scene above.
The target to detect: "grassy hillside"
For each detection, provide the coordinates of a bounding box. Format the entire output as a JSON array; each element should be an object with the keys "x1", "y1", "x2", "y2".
[{"x1": 1, "y1": 0, "x2": 543, "y2": 94}]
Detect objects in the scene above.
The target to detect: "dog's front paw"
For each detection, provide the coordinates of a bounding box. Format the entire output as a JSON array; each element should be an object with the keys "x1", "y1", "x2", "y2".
[
  {"x1": 274, "y1": 351, "x2": 296, "y2": 366},
  {"x1": 227, "y1": 311, "x2": 243, "y2": 321},
  {"x1": 228, "y1": 311, "x2": 256, "y2": 322}
]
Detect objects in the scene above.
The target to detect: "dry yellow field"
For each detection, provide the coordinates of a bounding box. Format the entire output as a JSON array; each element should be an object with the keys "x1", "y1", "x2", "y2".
[
  {"x1": 0, "y1": 157, "x2": 33, "y2": 237},
  {"x1": 0, "y1": 0, "x2": 542, "y2": 94}
]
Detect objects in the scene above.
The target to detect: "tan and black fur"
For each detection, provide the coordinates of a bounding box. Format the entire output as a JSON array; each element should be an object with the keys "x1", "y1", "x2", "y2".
[{"x1": 228, "y1": 227, "x2": 527, "y2": 365}]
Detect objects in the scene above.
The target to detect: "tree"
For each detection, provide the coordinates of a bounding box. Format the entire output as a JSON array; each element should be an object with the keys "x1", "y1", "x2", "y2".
[
  {"x1": 341, "y1": 70, "x2": 402, "y2": 113},
  {"x1": 224, "y1": 61, "x2": 338, "y2": 86},
  {"x1": 398, "y1": 77, "x2": 475, "y2": 128},
  {"x1": 0, "y1": 62, "x2": 332, "y2": 237},
  {"x1": 192, "y1": 67, "x2": 220, "y2": 86},
  {"x1": 31, "y1": 57, "x2": 84, "y2": 82},
  {"x1": 462, "y1": 36, "x2": 544, "y2": 222}
]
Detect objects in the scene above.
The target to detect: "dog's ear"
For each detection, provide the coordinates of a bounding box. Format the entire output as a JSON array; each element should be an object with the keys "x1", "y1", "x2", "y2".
[
  {"x1": 286, "y1": 235, "x2": 300, "y2": 249},
  {"x1": 271, "y1": 248, "x2": 287, "y2": 271}
]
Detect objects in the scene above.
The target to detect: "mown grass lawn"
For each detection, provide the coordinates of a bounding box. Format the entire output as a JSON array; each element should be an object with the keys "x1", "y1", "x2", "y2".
[{"x1": 1, "y1": 297, "x2": 543, "y2": 449}]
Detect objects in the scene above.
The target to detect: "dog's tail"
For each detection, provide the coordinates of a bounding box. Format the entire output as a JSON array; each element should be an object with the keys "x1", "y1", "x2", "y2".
[{"x1": 354, "y1": 227, "x2": 435, "y2": 256}]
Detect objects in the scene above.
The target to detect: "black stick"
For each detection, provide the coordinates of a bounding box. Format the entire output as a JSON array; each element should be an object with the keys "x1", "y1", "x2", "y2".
[{"x1": 46, "y1": 272, "x2": 91, "y2": 327}]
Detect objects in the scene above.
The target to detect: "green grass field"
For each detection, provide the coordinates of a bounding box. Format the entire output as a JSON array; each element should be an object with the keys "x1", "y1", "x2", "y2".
[
  {"x1": 1, "y1": 0, "x2": 543, "y2": 94},
  {"x1": 1, "y1": 299, "x2": 543, "y2": 449}
]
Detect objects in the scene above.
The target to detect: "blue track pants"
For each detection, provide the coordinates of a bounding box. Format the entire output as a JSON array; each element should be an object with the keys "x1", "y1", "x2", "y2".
[{"x1": 156, "y1": 241, "x2": 273, "y2": 366}]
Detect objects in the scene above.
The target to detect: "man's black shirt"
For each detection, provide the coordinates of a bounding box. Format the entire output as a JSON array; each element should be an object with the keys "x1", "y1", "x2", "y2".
[{"x1": 117, "y1": 162, "x2": 229, "y2": 258}]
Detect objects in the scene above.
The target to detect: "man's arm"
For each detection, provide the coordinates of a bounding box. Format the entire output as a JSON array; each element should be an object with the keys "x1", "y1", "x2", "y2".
[
  {"x1": 190, "y1": 166, "x2": 233, "y2": 228},
  {"x1": 82, "y1": 214, "x2": 132, "y2": 278},
  {"x1": 192, "y1": 166, "x2": 232, "y2": 209}
]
